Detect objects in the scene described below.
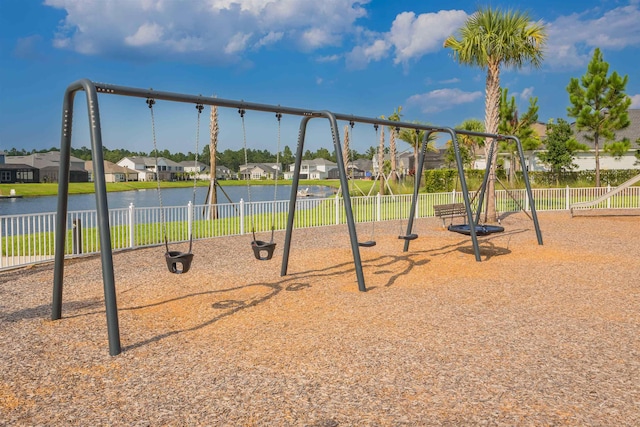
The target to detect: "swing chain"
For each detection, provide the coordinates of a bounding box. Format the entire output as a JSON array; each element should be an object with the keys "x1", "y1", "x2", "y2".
[{"x1": 147, "y1": 98, "x2": 169, "y2": 251}]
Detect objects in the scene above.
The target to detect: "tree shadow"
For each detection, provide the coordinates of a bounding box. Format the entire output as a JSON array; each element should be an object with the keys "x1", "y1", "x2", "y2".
[
  {"x1": 429, "y1": 228, "x2": 527, "y2": 261},
  {"x1": 1, "y1": 298, "x2": 103, "y2": 322}
]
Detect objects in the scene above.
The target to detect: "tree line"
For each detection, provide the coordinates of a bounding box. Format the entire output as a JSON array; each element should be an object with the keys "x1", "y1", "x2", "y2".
[{"x1": 3, "y1": 145, "x2": 371, "y2": 173}]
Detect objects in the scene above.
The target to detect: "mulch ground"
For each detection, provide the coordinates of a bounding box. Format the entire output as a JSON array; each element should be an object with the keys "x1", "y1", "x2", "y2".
[{"x1": 1, "y1": 211, "x2": 639, "y2": 426}]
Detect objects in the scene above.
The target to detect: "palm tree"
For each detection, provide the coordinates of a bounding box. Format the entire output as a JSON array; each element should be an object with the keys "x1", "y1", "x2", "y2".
[
  {"x1": 207, "y1": 104, "x2": 219, "y2": 219},
  {"x1": 382, "y1": 107, "x2": 403, "y2": 183},
  {"x1": 455, "y1": 118, "x2": 485, "y2": 168},
  {"x1": 342, "y1": 124, "x2": 350, "y2": 178},
  {"x1": 377, "y1": 125, "x2": 385, "y2": 195},
  {"x1": 444, "y1": 7, "x2": 546, "y2": 222}
]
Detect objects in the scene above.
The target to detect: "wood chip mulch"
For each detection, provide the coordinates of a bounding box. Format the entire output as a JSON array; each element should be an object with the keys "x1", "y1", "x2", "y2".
[{"x1": 1, "y1": 211, "x2": 639, "y2": 426}]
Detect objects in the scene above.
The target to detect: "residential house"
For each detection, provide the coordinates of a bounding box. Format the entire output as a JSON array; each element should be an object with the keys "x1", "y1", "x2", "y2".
[
  {"x1": 84, "y1": 160, "x2": 138, "y2": 182},
  {"x1": 180, "y1": 161, "x2": 209, "y2": 180},
  {"x1": 5, "y1": 151, "x2": 88, "y2": 182},
  {"x1": 328, "y1": 158, "x2": 373, "y2": 179},
  {"x1": 570, "y1": 108, "x2": 640, "y2": 171},
  {"x1": 372, "y1": 150, "x2": 445, "y2": 177},
  {"x1": 239, "y1": 163, "x2": 281, "y2": 180},
  {"x1": 117, "y1": 156, "x2": 185, "y2": 181},
  {"x1": 215, "y1": 165, "x2": 234, "y2": 180},
  {"x1": 0, "y1": 151, "x2": 40, "y2": 184},
  {"x1": 284, "y1": 159, "x2": 336, "y2": 180}
]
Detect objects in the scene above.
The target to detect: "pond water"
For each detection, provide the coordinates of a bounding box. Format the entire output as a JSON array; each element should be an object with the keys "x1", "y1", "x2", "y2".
[{"x1": 0, "y1": 184, "x2": 335, "y2": 217}]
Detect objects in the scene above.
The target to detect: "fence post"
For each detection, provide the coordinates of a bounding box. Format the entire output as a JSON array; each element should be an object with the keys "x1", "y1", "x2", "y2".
[
  {"x1": 239, "y1": 199, "x2": 245, "y2": 235},
  {"x1": 376, "y1": 193, "x2": 381, "y2": 222},
  {"x1": 566, "y1": 186, "x2": 570, "y2": 210},
  {"x1": 525, "y1": 190, "x2": 530, "y2": 212},
  {"x1": 451, "y1": 189, "x2": 456, "y2": 203},
  {"x1": 128, "y1": 203, "x2": 135, "y2": 249},
  {"x1": 335, "y1": 196, "x2": 340, "y2": 225},
  {"x1": 607, "y1": 184, "x2": 611, "y2": 209},
  {"x1": 187, "y1": 201, "x2": 193, "y2": 239},
  {"x1": 0, "y1": 222, "x2": 3, "y2": 269},
  {"x1": 72, "y1": 218, "x2": 82, "y2": 255}
]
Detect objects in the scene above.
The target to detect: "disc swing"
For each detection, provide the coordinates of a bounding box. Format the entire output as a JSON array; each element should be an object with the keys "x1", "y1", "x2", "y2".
[
  {"x1": 447, "y1": 137, "x2": 504, "y2": 236},
  {"x1": 147, "y1": 98, "x2": 202, "y2": 274},
  {"x1": 240, "y1": 109, "x2": 281, "y2": 261},
  {"x1": 347, "y1": 121, "x2": 376, "y2": 248}
]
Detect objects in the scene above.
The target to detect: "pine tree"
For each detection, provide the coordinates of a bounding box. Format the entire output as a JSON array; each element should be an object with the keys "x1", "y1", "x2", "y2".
[
  {"x1": 566, "y1": 47, "x2": 632, "y2": 187},
  {"x1": 537, "y1": 119, "x2": 587, "y2": 185}
]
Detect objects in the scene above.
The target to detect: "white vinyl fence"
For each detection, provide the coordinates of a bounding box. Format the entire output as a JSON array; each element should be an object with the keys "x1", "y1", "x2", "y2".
[{"x1": 2, "y1": 185, "x2": 639, "y2": 271}]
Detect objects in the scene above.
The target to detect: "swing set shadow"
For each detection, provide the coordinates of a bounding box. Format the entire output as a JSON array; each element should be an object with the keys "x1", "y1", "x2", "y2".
[{"x1": 52, "y1": 79, "x2": 543, "y2": 356}]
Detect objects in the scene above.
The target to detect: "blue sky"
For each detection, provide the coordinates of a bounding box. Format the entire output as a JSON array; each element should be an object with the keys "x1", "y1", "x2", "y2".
[{"x1": 1, "y1": 0, "x2": 640, "y2": 157}]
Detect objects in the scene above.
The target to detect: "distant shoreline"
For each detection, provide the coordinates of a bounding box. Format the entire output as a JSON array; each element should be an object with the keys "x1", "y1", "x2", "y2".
[{"x1": 0, "y1": 179, "x2": 346, "y2": 198}]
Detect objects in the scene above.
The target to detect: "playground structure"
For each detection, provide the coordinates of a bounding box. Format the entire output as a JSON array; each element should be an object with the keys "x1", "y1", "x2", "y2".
[
  {"x1": 570, "y1": 172, "x2": 640, "y2": 215},
  {"x1": 52, "y1": 79, "x2": 543, "y2": 355}
]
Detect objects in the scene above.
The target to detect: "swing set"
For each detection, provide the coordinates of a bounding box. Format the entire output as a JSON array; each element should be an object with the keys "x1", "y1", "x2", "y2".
[{"x1": 52, "y1": 79, "x2": 543, "y2": 356}]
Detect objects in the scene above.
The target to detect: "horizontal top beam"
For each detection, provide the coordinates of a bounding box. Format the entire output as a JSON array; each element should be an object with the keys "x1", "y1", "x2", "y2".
[{"x1": 88, "y1": 79, "x2": 511, "y2": 141}]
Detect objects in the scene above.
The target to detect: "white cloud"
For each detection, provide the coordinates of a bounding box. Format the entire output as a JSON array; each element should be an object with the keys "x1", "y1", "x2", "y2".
[
  {"x1": 439, "y1": 78, "x2": 460, "y2": 84},
  {"x1": 520, "y1": 87, "x2": 535, "y2": 100},
  {"x1": 224, "y1": 32, "x2": 252, "y2": 54},
  {"x1": 316, "y1": 54, "x2": 341, "y2": 63},
  {"x1": 631, "y1": 94, "x2": 640, "y2": 108},
  {"x1": 406, "y1": 88, "x2": 483, "y2": 113},
  {"x1": 345, "y1": 39, "x2": 390, "y2": 69},
  {"x1": 125, "y1": 22, "x2": 164, "y2": 47},
  {"x1": 346, "y1": 9, "x2": 467, "y2": 69},
  {"x1": 254, "y1": 31, "x2": 284, "y2": 49},
  {"x1": 546, "y1": 3, "x2": 640, "y2": 69},
  {"x1": 389, "y1": 10, "x2": 468, "y2": 64},
  {"x1": 44, "y1": 0, "x2": 370, "y2": 63}
]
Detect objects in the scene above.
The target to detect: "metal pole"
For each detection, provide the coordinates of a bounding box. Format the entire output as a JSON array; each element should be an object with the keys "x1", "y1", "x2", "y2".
[
  {"x1": 403, "y1": 131, "x2": 431, "y2": 252},
  {"x1": 507, "y1": 135, "x2": 543, "y2": 245},
  {"x1": 281, "y1": 117, "x2": 308, "y2": 278},
  {"x1": 281, "y1": 113, "x2": 366, "y2": 291},
  {"x1": 52, "y1": 79, "x2": 121, "y2": 356},
  {"x1": 327, "y1": 111, "x2": 366, "y2": 292},
  {"x1": 447, "y1": 128, "x2": 482, "y2": 261},
  {"x1": 52, "y1": 84, "x2": 75, "y2": 321}
]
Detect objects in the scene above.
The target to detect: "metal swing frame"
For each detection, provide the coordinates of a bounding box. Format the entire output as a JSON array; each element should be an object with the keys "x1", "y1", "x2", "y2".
[{"x1": 52, "y1": 79, "x2": 542, "y2": 356}]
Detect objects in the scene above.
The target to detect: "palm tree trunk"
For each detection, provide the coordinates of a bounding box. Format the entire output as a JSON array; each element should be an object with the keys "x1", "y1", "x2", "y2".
[
  {"x1": 484, "y1": 60, "x2": 501, "y2": 223},
  {"x1": 389, "y1": 128, "x2": 397, "y2": 183},
  {"x1": 378, "y1": 126, "x2": 385, "y2": 195},
  {"x1": 208, "y1": 105, "x2": 219, "y2": 219},
  {"x1": 342, "y1": 124, "x2": 350, "y2": 179}
]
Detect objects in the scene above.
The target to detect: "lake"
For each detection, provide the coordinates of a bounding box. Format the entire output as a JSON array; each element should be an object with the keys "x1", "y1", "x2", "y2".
[{"x1": 0, "y1": 185, "x2": 335, "y2": 217}]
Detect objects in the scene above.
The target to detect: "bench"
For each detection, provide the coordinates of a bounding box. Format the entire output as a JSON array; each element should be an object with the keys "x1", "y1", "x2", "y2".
[{"x1": 433, "y1": 203, "x2": 467, "y2": 227}]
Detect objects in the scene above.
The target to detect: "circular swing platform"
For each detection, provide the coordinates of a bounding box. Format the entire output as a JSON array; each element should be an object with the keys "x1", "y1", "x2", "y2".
[{"x1": 448, "y1": 224, "x2": 504, "y2": 236}]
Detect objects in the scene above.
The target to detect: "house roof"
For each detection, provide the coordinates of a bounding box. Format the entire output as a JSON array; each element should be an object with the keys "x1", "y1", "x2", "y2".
[
  {"x1": 573, "y1": 109, "x2": 640, "y2": 150},
  {"x1": 84, "y1": 160, "x2": 137, "y2": 174},
  {"x1": 239, "y1": 163, "x2": 280, "y2": 171},
  {"x1": 5, "y1": 151, "x2": 85, "y2": 169},
  {"x1": 308, "y1": 158, "x2": 337, "y2": 166},
  {"x1": 179, "y1": 160, "x2": 207, "y2": 168},
  {"x1": 123, "y1": 156, "x2": 183, "y2": 168}
]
